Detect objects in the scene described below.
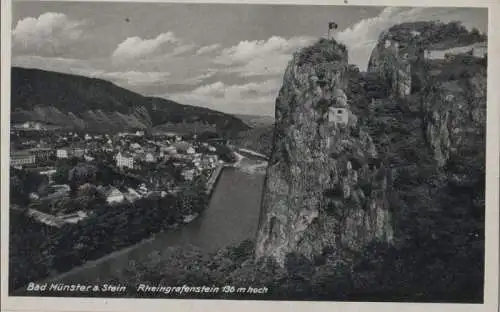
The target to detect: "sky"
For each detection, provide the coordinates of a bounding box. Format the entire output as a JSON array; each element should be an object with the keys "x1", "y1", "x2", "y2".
[{"x1": 11, "y1": 2, "x2": 488, "y2": 116}]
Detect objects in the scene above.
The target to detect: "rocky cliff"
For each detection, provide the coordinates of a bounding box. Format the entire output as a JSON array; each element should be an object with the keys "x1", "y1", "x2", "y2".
[
  {"x1": 420, "y1": 70, "x2": 486, "y2": 167},
  {"x1": 367, "y1": 38, "x2": 414, "y2": 98},
  {"x1": 366, "y1": 21, "x2": 487, "y2": 167},
  {"x1": 255, "y1": 39, "x2": 393, "y2": 266}
]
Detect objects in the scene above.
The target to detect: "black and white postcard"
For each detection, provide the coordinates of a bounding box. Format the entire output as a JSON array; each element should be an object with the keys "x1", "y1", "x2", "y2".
[{"x1": 1, "y1": 1, "x2": 499, "y2": 312}]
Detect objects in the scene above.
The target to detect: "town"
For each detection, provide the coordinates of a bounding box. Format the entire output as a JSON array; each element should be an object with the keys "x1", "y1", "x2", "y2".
[{"x1": 9, "y1": 122, "x2": 237, "y2": 228}]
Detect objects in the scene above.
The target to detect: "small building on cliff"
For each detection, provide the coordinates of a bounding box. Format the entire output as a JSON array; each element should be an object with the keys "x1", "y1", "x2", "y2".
[{"x1": 327, "y1": 107, "x2": 349, "y2": 125}]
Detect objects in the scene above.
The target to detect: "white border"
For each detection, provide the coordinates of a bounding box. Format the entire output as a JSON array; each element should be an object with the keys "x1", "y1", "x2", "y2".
[{"x1": 1, "y1": 0, "x2": 499, "y2": 312}]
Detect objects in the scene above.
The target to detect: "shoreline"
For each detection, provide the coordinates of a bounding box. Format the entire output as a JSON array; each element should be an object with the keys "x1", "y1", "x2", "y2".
[
  {"x1": 14, "y1": 162, "x2": 230, "y2": 294},
  {"x1": 14, "y1": 208, "x2": 206, "y2": 294},
  {"x1": 13, "y1": 153, "x2": 258, "y2": 294}
]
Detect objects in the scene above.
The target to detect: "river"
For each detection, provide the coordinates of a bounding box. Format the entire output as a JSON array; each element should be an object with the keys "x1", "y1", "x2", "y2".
[
  {"x1": 157, "y1": 160, "x2": 266, "y2": 251},
  {"x1": 35, "y1": 156, "x2": 267, "y2": 285}
]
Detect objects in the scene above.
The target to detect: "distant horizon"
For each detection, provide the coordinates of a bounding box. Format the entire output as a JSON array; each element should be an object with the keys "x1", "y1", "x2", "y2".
[{"x1": 11, "y1": 3, "x2": 487, "y2": 116}]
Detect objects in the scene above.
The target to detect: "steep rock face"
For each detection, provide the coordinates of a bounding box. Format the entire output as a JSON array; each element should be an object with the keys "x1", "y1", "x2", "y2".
[
  {"x1": 367, "y1": 21, "x2": 487, "y2": 100},
  {"x1": 255, "y1": 39, "x2": 393, "y2": 266},
  {"x1": 367, "y1": 38, "x2": 414, "y2": 98},
  {"x1": 367, "y1": 21, "x2": 487, "y2": 167},
  {"x1": 421, "y1": 73, "x2": 486, "y2": 167}
]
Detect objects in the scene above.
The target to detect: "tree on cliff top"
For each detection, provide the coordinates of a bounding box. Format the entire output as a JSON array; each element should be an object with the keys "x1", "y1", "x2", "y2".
[{"x1": 297, "y1": 38, "x2": 347, "y2": 66}]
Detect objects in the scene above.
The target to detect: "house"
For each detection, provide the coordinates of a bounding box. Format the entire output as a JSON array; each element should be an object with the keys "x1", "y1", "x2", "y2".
[
  {"x1": 84, "y1": 134, "x2": 92, "y2": 140},
  {"x1": 39, "y1": 168, "x2": 57, "y2": 182},
  {"x1": 181, "y1": 168, "x2": 196, "y2": 181},
  {"x1": 130, "y1": 143, "x2": 142, "y2": 150},
  {"x1": 174, "y1": 141, "x2": 195, "y2": 154},
  {"x1": 201, "y1": 156, "x2": 217, "y2": 168},
  {"x1": 59, "y1": 211, "x2": 88, "y2": 224},
  {"x1": 39, "y1": 168, "x2": 57, "y2": 175},
  {"x1": 115, "y1": 152, "x2": 134, "y2": 169},
  {"x1": 136, "y1": 130, "x2": 145, "y2": 137},
  {"x1": 43, "y1": 184, "x2": 70, "y2": 201},
  {"x1": 10, "y1": 151, "x2": 36, "y2": 167},
  {"x1": 327, "y1": 107, "x2": 350, "y2": 125},
  {"x1": 426, "y1": 43, "x2": 486, "y2": 61},
  {"x1": 71, "y1": 148, "x2": 85, "y2": 158},
  {"x1": 29, "y1": 148, "x2": 56, "y2": 161},
  {"x1": 161, "y1": 145, "x2": 177, "y2": 155},
  {"x1": 27, "y1": 210, "x2": 64, "y2": 228},
  {"x1": 84, "y1": 155, "x2": 95, "y2": 162},
  {"x1": 145, "y1": 153, "x2": 156, "y2": 163},
  {"x1": 56, "y1": 149, "x2": 69, "y2": 159},
  {"x1": 19, "y1": 121, "x2": 43, "y2": 130},
  {"x1": 137, "y1": 183, "x2": 148, "y2": 195},
  {"x1": 124, "y1": 188, "x2": 142, "y2": 202},
  {"x1": 98, "y1": 186, "x2": 124, "y2": 204},
  {"x1": 472, "y1": 42, "x2": 487, "y2": 58}
]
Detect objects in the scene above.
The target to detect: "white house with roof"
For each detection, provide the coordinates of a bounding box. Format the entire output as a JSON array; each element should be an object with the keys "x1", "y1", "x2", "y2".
[
  {"x1": 181, "y1": 168, "x2": 196, "y2": 181},
  {"x1": 327, "y1": 107, "x2": 349, "y2": 125},
  {"x1": 472, "y1": 42, "x2": 487, "y2": 58},
  {"x1": 56, "y1": 149, "x2": 69, "y2": 159},
  {"x1": 59, "y1": 211, "x2": 89, "y2": 224},
  {"x1": 130, "y1": 142, "x2": 142, "y2": 150},
  {"x1": 145, "y1": 152, "x2": 157, "y2": 163},
  {"x1": 10, "y1": 150, "x2": 36, "y2": 167},
  {"x1": 115, "y1": 152, "x2": 134, "y2": 169},
  {"x1": 98, "y1": 186, "x2": 125, "y2": 204},
  {"x1": 425, "y1": 42, "x2": 487, "y2": 60}
]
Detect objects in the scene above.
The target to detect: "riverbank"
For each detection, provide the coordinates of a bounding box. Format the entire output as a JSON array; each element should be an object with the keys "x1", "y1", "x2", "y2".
[
  {"x1": 14, "y1": 162, "x2": 234, "y2": 292},
  {"x1": 13, "y1": 166, "x2": 266, "y2": 294},
  {"x1": 205, "y1": 163, "x2": 225, "y2": 195}
]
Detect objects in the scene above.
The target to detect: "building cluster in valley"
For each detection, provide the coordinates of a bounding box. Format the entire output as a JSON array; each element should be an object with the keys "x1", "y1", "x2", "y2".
[{"x1": 10, "y1": 126, "x2": 228, "y2": 227}]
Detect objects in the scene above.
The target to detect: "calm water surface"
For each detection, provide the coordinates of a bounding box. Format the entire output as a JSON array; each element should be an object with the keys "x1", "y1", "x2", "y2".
[{"x1": 160, "y1": 164, "x2": 266, "y2": 251}]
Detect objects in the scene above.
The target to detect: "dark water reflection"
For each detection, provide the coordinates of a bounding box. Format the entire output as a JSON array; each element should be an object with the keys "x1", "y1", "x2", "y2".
[{"x1": 160, "y1": 166, "x2": 265, "y2": 251}]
